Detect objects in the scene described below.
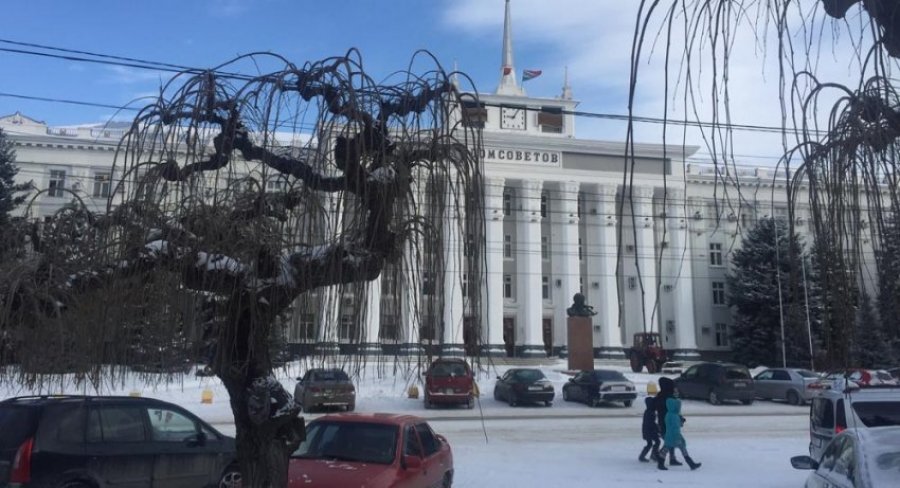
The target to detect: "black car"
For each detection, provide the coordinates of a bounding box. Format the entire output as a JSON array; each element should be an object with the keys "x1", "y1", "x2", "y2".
[
  {"x1": 562, "y1": 370, "x2": 637, "y2": 407},
  {"x1": 0, "y1": 395, "x2": 240, "y2": 488},
  {"x1": 674, "y1": 362, "x2": 756, "y2": 405},
  {"x1": 493, "y1": 368, "x2": 555, "y2": 406}
]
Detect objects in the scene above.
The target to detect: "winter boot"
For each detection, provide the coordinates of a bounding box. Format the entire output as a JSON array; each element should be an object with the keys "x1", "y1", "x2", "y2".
[
  {"x1": 685, "y1": 456, "x2": 702, "y2": 470},
  {"x1": 656, "y1": 448, "x2": 668, "y2": 470},
  {"x1": 639, "y1": 444, "x2": 651, "y2": 462},
  {"x1": 668, "y1": 452, "x2": 683, "y2": 466}
]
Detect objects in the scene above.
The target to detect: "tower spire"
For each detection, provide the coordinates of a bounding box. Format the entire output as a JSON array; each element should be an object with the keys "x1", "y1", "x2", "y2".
[
  {"x1": 561, "y1": 66, "x2": 573, "y2": 100},
  {"x1": 497, "y1": 0, "x2": 523, "y2": 95}
]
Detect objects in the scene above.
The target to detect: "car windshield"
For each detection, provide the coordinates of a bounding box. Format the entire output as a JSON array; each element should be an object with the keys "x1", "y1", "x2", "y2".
[
  {"x1": 593, "y1": 371, "x2": 627, "y2": 381},
  {"x1": 796, "y1": 370, "x2": 820, "y2": 379},
  {"x1": 724, "y1": 367, "x2": 751, "y2": 380},
  {"x1": 851, "y1": 402, "x2": 900, "y2": 428},
  {"x1": 0, "y1": 405, "x2": 39, "y2": 450},
  {"x1": 311, "y1": 370, "x2": 350, "y2": 382},
  {"x1": 293, "y1": 421, "x2": 398, "y2": 465},
  {"x1": 513, "y1": 370, "x2": 546, "y2": 382},
  {"x1": 430, "y1": 362, "x2": 468, "y2": 378}
]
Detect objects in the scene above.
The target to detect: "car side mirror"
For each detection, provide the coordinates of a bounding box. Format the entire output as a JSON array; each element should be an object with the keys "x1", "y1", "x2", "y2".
[
  {"x1": 185, "y1": 432, "x2": 207, "y2": 447},
  {"x1": 403, "y1": 455, "x2": 423, "y2": 470},
  {"x1": 790, "y1": 456, "x2": 818, "y2": 470}
]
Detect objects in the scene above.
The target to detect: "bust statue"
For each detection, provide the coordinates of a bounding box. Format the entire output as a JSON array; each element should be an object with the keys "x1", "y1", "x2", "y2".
[{"x1": 566, "y1": 293, "x2": 597, "y2": 317}]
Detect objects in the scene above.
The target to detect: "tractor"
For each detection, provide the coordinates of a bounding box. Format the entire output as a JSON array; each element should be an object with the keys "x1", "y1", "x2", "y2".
[{"x1": 627, "y1": 332, "x2": 668, "y2": 373}]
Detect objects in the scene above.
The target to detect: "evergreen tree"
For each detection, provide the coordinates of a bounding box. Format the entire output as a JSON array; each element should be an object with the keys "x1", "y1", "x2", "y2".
[
  {"x1": 727, "y1": 218, "x2": 815, "y2": 367},
  {"x1": 852, "y1": 292, "x2": 892, "y2": 368},
  {"x1": 876, "y1": 215, "x2": 900, "y2": 358},
  {"x1": 0, "y1": 128, "x2": 28, "y2": 226}
]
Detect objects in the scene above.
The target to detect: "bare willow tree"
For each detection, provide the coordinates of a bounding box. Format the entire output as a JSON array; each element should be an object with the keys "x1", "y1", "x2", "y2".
[
  {"x1": 628, "y1": 0, "x2": 900, "y2": 368},
  {"x1": 0, "y1": 50, "x2": 484, "y2": 487}
]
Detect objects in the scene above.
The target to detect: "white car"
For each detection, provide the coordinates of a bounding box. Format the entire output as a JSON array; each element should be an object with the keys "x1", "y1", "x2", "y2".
[{"x1": 791, "y1": 426, "x2": 900, "y2": 488}]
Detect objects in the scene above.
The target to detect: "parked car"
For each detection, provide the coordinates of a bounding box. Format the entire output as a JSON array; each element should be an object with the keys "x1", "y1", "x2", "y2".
[
  {"x1": 808, "y1": 383, "x2": 900, "y2": 460},
  {"x1": 753, "y1": 368, "x2": 821, "y2": 405},
  {"x1": 289, "y1": 413, "x2": 453, "y2": 488},
  {"x1": 562, "y1": 369, "x2": 637, "y2": 407},
  {"x1": 493, "y1": 368, "x2": 555, "y2": 407},
  {"x1": 0, "y1": 395, "x2": 239, "y2": 488},
  {"x1": 816, "y1": 369, "x2": 900, "y2": 388},
  {"x1": 294, "y1": 368, "x2": 356, "y2": 412},
  {"x1": 673, "y1": 362, "x2": 755, "y2": 405},
  {"x1": 423, "y1": 359, "x2": 475, "y2": 409},
  {"x1": 791, "y1": 426, "x2": 900, "y2": 488}
]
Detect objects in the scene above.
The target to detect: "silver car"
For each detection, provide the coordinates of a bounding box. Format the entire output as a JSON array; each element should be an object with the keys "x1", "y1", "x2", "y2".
[
  {"x1": 791, "y1": 426, "x2": 900, "y2": 488},
  {"x1": 753, "y1": 368, "x2": 820, "y2": 405}
]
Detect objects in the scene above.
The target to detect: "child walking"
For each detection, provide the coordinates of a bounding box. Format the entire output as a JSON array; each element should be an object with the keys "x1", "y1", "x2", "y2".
[
  {"x1": 657, "y1": 396, "x2": 702, "y2": 471},
  {"x1": 639, "y1": 396, "x2": 660, "y2": 462}
]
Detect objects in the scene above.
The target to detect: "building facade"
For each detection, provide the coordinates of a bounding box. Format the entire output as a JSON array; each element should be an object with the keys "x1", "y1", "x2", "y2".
[{"x1": 5, "y1": 2, "x2": 862, "y2": 360}]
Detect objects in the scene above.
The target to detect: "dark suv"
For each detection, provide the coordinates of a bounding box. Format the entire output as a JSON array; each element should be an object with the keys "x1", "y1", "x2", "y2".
[
  {"x1": 0, "y1": 396, "x2": 239, "y2": 488},
  {"x1": 673, "y1": 362, "x2": 756, "y2": 405}
]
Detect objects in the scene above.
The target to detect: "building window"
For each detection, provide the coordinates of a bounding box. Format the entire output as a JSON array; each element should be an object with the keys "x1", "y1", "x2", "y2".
[
  {"x1": 774, "y1": 206, "x2": 788, "y2": 221},
  {"x1": 382, "y1": 273, "x2": 397, "y2": 296},
  {"x1": 541, "y1": 236, "x2": 550, "y2": 260},
  {"x1": 503, "y1": 192, "x2": 512, "y2": 216},
  {"x1": 540, "y1": 193, "x2": 548, "y2": 218},
  {"x1": 578, "y1": 238, "x2": 583, "y2": 261},
  {"x1": 715, "y1": 323, "x2": 728, "y2": 347},
  {"x1": 464, "y1": 233, "x2": 475, "y2": 258},
  {"x1": 538, "y1": 106, "x2": 564, "y2": 133},
  {"x1": 628, "y1": 276, "x2": 637, "y2": 290},
  {"x1": 461, "y1": 99, "x2": 487, "y2": 128},
  {"x1": 542, "y1": 276, "x2": 550, "y2": 300},
  {"x1": 504, "y1": 234, "x2": 513, "y2": 259},
  {"x1": 503, "y1": 274, "x2": 513, "y2": 299},
  {"x1": 292, "y1": 313, "x2": 317, "y2": 343},
  {"x1": 339, "y1": 315, "x2": 358, "y2": 342},
  {"x1": 422, "y1": 272, "x2": 436, "y2": 296},
  {"x1": 712, "y1": 281, "x2": 726, "y2": 305},
  {"x1": 48, "y1": 170, "x2": 66, "y2": 197},
  {"x1": 462, "y1": 274, "x2": 470, "y2": 298},
  {"x1": 266, "y1": 177, "x2": 285, "y2": 192},
  {"x1": 380, "y1": 314, "x2": 399, "y2": 342},
  {"x1": 92, "y1": 172, "x2": 111, "y2": 198},
  {"x1": 709, "y1": 243, "x2": 723, "y2": 266}
]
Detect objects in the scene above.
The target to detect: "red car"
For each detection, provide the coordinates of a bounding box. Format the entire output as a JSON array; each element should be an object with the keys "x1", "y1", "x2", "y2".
[
  {"x1": 423, "y1": 358, "x2": 476, "y2": 409},
  {"x1": 289, "y1": 413, "x2": 453, "y2": 488}
]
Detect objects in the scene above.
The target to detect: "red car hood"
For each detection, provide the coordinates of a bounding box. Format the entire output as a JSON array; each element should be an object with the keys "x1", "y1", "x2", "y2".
[{"x1": 288, "y1": 459, "x2": 397, "y2": 488}]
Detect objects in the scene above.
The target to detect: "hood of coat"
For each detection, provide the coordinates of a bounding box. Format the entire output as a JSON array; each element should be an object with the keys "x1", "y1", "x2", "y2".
[
  {"x1": 666, "y1": 396, "x2": 681, "y2": 415},
  {"x1": 659, "y1": 377, "x2": 675, "y2": 396}
]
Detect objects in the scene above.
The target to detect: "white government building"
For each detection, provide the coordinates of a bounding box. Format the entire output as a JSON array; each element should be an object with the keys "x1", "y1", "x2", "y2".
[{"x1": 3, "y1": 1, "x2": 851, "y2": 361}]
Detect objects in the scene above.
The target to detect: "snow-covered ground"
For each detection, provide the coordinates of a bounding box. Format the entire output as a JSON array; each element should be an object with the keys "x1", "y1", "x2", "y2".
[{"x1": 0, "y1": 360, "x2": 814, "y2": 487}]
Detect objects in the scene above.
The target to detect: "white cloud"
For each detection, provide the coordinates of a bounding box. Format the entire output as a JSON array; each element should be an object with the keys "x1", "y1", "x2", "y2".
[{"x1": 104, "y1": 66, "x2": 166, "y2": 85}]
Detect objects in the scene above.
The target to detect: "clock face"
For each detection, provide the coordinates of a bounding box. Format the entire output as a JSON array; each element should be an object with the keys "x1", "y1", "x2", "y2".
[{"x1": 500, "y1": 107, "x2": 526, "y2": 130}]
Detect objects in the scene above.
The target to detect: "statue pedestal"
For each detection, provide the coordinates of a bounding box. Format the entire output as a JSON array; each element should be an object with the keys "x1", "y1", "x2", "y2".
[{"x1": 567, "y1": 316, "x2": 593, "y2": 372}]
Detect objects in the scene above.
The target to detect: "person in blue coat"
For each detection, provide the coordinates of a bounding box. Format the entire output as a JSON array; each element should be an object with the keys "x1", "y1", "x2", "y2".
[
  {"x1": 639, "y1": 396, "x2": 660, "y2": 462},
  {"x1": 658, "y1": 396, "x2": 702, "y2": 470}
]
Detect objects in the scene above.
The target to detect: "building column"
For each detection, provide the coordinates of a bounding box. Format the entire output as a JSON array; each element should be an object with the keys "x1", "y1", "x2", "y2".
[
  {"x1": 516, "y1": 179, "x2": 545, "y2": 357},
  {"x1": 399, "y1": 171, "x2": 426, "y2": 356},
  {"x1": 634, "y1": 186, "x2": 659, "y2": 337},
  {"x1": 441, "y1": 174, "x2": 465, "y2": 357},
  {"x1": 482, "y1": 177, "x2": 506, "y2": 356},
  {"x1": 587, "y1": 184, "x2": 623, "y2": 357},
  {"x1": 360, "y1": 278, "x2": 382, "y2": 355},
  {"x1": 667, "y1": 189, "x2": 700, "y2": 359},
  {"x1": 316, "y1": 194, "x2": 342, "y2": 355},
  {"x1": 552, "y1": 181, "x2": 581, "y2": 357}
]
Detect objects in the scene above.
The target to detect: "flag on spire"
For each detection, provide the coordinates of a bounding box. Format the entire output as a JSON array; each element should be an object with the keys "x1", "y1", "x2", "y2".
[{"x1": 522, "y1": 69, "x2": 542, "y2": 82}]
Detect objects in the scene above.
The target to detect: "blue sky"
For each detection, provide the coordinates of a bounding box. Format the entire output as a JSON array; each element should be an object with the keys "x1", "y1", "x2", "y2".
[{"x1": 0, "y1": 1, "x2": 875, "y2": 165}]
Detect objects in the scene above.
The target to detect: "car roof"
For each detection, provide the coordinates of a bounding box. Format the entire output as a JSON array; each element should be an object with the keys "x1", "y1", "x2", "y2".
[
  {"x1": 0, "y1": 395, "x2": 182, "y2": 407},
  {"x1": 431, "y1": 358, "x2": 468, "y2": 364},
  {"x1": 817, "y1": 385, "x2": 900, "y2": 400},
  {"x1": 312, "y1": 413, "x2": 425, "y2": 426}
]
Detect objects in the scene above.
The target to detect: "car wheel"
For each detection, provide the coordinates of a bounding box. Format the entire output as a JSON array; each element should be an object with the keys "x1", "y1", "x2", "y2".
[
  {"x1": 624, "y1": 400, "x2": 633, "y2": 408},
  {"x1": 646, "y1": 360, "x2": 659, "y2": 374},
  {"x1": 629, "y1": 352, "x2": 643, "y2": 373},
  {"x1": 786, "y1": 390, "x2": 800, "y2": 406},
  {"x1": 591, "y1": 398, "x2": 601, "y2": 408},
  {"x1": 708, "y1": 390, "x2": 721, "y2": 405},
  {"x1": 544, "y1": 400, "x2": 552, "y2": 407},
  {"x1": 346, "y1": 402, "x2": 355, "y2": 412},
  {"x1": 741, "y1": 399, "x2": 754, "y2": 405},
  {"x1": 493, "y1": 388, "x2": 501, "y2": 401},
  {"x1": 218, "y1": 465, "x2": 242, "y2": 488},
  {"x1": 442, "y1": 471, "x2": 453, "y2": 488},
  {"x1": 562, "y1": 387, "x2": 571, "y2": 402}
]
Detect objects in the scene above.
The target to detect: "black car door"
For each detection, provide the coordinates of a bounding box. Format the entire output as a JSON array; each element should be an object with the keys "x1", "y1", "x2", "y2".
[
  {"x1": 145, "y1": 404, "x2": 220, "y2": 488},
  {"x1": 85, "y1": 404, "x2": 155, "y2": 488},
  {"x1": 497, "y1": 372, "x2": 512, "y2": 401},
  {"x1": 677, "y1": 365, "x2": 701, "y2": 398},
  {"x1": 572, "y1": 373, "x2": 588, "y2": 402}
]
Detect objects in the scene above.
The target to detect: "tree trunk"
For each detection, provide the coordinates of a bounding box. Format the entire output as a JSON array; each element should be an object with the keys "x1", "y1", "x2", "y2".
[{"x1": 222, "y1": 376, "x2": 298, "y2": 488}]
